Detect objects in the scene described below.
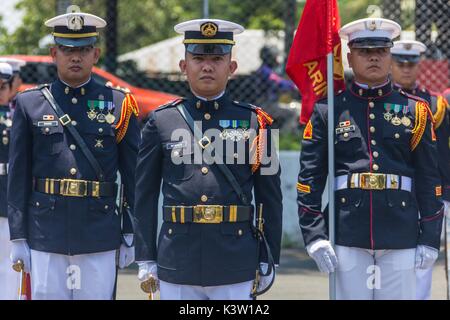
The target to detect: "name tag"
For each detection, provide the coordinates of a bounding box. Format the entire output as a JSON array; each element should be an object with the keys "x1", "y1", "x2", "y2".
[
  {"x1": 335, "y1": 125, "x2": 355, "y2": 135},
  {"x1": 165, "y1": 141, "x2": 186, "y2": 150},
  {"x1": 37, "y1": 121, "x2": 59, "y2": 127}
]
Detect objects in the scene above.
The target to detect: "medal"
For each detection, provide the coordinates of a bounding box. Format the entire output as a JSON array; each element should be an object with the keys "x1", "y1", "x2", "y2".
[
  {"x1": 97, "y1": 113, "x2": 106, "y2": 123},
  {"x1": 2, "y1": 137, "x2": 8, "y2": 145},
  {"x1": 87, "y1": 109, "x2": 98, "y2": 120},
  {"x1": 105, "y1": 101, "x2": 115, "y2": 124},
  {"x1": 391, "y1": 116, "x2": 402, "y2": 126},
  {"x1": 391, "y1": 104, "x2": 402, "y2": 126},
  {"x1": 220, "y1": 131, "x2": 228, "y2": 140},
  {"x1": 383, "y1": 103, "x2": 393, "y2": 121},
  {"x1": 4, "y1": 119, "x2": 12, "y2": 127},
  {"x1": 401, "y1": 116, "x2": 411, "y2": 127},
  {"x1": 401, "y1": 105, "x2": 411, "y2": 127},
  {"x1": 105, "y1": 113, "x2": 116, "y2": 124}
]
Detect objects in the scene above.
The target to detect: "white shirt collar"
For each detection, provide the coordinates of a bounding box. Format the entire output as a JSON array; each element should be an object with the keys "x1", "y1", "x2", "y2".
[
  {"x1": 193, "y1": 90, "x2": 225, "y2": 101},
  {"x1": 355, "y1": 79, "x2": 389, "y2": 89},
  {"x1": 60, "y1": 77, "x2": 92, "y2": 89}
]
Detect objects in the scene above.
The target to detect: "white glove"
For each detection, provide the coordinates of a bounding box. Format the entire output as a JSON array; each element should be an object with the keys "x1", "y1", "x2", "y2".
[
  {"x1": 118, "y1": 234, "x2": 135, "y2": 269},
  {"x1": 415, "y1": 245, "x2": 439, "y2": 270},
  {"x1": 137, "y1": 261, "x2": 159, "y2": 291},
  {"x1": 258, "y1": 262, "x2": 275, "y2": 292},
  {"x1": 306, "y1": 239, "x2": 338, "y2": 274},
  {"x1": 444, "y1": 201, "x2": 450, "y2": 218},
  {"x1": 10, "y1": 239, "x2": 31, "y2": 273}
]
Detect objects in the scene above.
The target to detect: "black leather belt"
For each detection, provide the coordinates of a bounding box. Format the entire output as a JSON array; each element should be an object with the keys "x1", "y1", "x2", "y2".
[
  {"x1": 35, "y1": 178, "x2": 116, "y2": 198},
  {"x1": 163, "y1": 205, "x2": 253, "y2": 224}
]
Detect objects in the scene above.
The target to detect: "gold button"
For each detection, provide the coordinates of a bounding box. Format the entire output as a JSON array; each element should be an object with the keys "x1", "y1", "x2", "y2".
[
  {"x1": 373, "y1": 151, "x2": 379, "y2": 158},
  {"x1": 238, "y1": 229, "x2": 243, "y2": 236},
  {"x1": 71, "y1": 121, "x2": 77, "y2": 126},
  {"x1": 72, "y1": 97, "x2": 78, "y2": 104},
  {"x1": 2, "y1": 130, "x2": 6, "y2": 135},
  {"x1": 371, "y1": 140, "x2": 376, "y2": 146},
  {"x1": 369, "y1": 113, "x2": 375, "y2": 120},
  {"x1": 201, "y1": 167, "x2": 209, "y2": 175},
  {"x1": 370, "y1": 127, "x2": 375, "y2": 133},
  {"x1": 104, "y1": 205, "x2": 109, "y2": 210},
  {"x1": 201, "y1": 195, "x2": 208, "y2": 202},
  {"x1": 168, "y1": 228, "x2": 173, "y2": 235},
  {"x1": 44, "y1": 127, "x2": 50, "y2": 133},
  {"x1": 395, "y1": 133, "x2": 400, "y2": 139},
  {"x1": 341, "y1": 198, "x2": 346, "y2": 204},
  {"x1": 401, "y1": 201, "x2": 406, "y2": 207},
  {"x1": 70, "y1": 168, "x2": 77, "y2": 175},
  {"x1": 173, "y1": 150, "x2": 180, "y2": 157},
  {"x1": 369, "y1": 102, "x2": 375, "y2": 108},
  {"x1": 343, "y1": 132, "x2": 349, "y2": 138},
  {"x1": 204, "y1": 113, "x2": 211, "y2": 120},
  {"x1": 372, "y1": 164, "x2": 379, "y2": 171},
  {"x1": 36, "y1": 202, "x2": 40, "y2": 207},
  {"x1": 99, "y1": 128, "x2": 104, "y2": 133},
  {"x1": 70, "y1": 144, "x2": 76, "y2": 151}
]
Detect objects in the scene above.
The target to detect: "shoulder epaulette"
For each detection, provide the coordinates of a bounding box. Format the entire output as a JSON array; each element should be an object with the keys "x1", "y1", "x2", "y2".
[
  {"x1": 232, "y1": 100, "x2": 257, "y2": 112},
  {"x1": 105, "y1": 82, "x2": 131, "y2": 95},
  {"x1": 20, "y1": 84, "x2": 49, "y2": 94},
  {"x1": 399, "y1": 89, "x2": 428, "y2": 104},
  {"x1": 155, "y1": 98, "x2": 186, "y2": 112}
]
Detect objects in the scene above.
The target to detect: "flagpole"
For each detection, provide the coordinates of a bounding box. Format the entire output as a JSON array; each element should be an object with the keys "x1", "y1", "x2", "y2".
[{"x1": 327, "y1": 52, "x2": 336, "y2": 300}]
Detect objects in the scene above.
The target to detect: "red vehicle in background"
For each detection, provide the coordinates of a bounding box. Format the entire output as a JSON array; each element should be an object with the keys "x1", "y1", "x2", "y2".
[{"x1": 0, "y1": 55, "x2": 178, "y2": 119}]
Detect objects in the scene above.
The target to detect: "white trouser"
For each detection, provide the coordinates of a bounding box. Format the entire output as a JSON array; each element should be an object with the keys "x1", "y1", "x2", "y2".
[
  {"x1": 31, "y1": 249, "x2": 116, "y2": 300},
  {"x1": 415, "y1": 267, "x2": 433, "y2": 300},
  {"x1": 0, "y1": 217, "x2": 20, "y2": 300},
  {"x1": 335, "y1": 245, "x2": 416, "y2": 300},
  {"x1": 160, "y1": 280, "x2": 254, "y2": 300},
  {"x1": 415, "y1": 200, "x2": 450, "y2": 300}
]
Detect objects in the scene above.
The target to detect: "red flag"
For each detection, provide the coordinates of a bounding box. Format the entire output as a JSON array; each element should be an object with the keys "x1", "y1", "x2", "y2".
[{"x1": 286, "y1": 0, "x2": 345, "y2": 124}]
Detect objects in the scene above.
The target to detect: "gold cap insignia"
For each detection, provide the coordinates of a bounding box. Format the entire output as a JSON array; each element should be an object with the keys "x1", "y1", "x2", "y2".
[
  {"x1": 368, "y1": 20, "x2": 377, "y2": 31},
  {"x1": 201, "y1": 22, "x2": 218, "y2": 37},
  {"x1": 404, "y1": 43, "x2": 412, "y2": 50},
  {"x1": 68, "y1": 15, "x2": 84, "y2": 31}
]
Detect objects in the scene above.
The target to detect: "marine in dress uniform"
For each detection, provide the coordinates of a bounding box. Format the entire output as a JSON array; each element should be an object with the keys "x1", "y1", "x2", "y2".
[
  {"x1": 134, "y1": 19, "x2": 282, "y2": 300},
  {"x1": 0, "y1": 62, "x2": 20, "y2": 300},
  {"x1": 0, "y1": 58, "x2": 26, "y2": 102},
  {"x1": 7, "y1": 6, "x2": 140, "y2": 300},
  {"x1": 391, "y1": 40, "x2": 450, "y2": 300},
  {"x1": 297, "y1": 18, "x2": 444, "y2": 300}
]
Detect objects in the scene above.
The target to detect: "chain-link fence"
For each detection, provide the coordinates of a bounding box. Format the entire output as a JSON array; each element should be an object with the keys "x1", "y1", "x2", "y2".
[{"x1": 1, "y1": 0, "x2": 449, "y2": 146}]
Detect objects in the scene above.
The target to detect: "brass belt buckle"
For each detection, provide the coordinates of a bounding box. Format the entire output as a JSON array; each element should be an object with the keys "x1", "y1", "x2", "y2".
[
  {"x1": 360, "y1": 173, "x2": 386, "y2": 190},
  {"x1": 193, "y1": 205, "x2": 223, "y2": 223},
  {"x1": 60, "y1": 179, "x2": 88, "y2": 197}
]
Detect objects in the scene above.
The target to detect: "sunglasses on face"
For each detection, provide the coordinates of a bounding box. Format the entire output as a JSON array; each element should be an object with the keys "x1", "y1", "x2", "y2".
[{"x1": 57, "y1": 45, "x2": 95, "y2": 57}]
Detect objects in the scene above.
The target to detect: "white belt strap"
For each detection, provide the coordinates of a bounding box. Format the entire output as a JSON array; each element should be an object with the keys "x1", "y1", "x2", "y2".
[
  {"x1": 0, "y1": 163, "x2": 7, "y2": 176},
  {"x1": 335, "y1": 173, "x2": 412, "y2": 192}
]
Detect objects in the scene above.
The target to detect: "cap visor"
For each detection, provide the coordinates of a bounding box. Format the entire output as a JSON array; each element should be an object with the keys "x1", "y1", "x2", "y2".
[
  {"x1": 186, "y1": 44, "x2": 232, "y2": 55},
  {"x1": 54, "y1": 37, "x2": 97, "y2": 47},
  {"x1": 392, "y1": 54, "x2": 420, "y2": 64},
  {"x1": 350, "y1": 38, "x2": 393, "y2": 49}
]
